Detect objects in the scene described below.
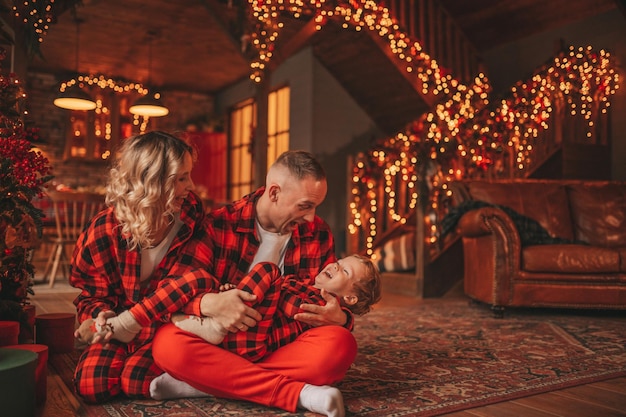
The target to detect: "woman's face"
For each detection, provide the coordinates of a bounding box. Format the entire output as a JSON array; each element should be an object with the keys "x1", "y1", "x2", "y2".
[{"x1": 172, "y1": 152, "x2": 195, "y2": 213}]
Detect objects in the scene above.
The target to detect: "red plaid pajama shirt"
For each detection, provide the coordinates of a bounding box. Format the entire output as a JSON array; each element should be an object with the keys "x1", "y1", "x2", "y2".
[
  {"x1": 157, "y1": 187, "x2": 346, "y2": 322},
  {"x1": 218, "y1": 262, "x2": 333, "y2": 362},
  {"x1": 70, "y1": 193, "x2": 204, "y2": 403},
  {"x1": 127, "y1": 187, "x2": 349, "y2": 328},
  {"x1": 149, "y1": 188, "x2": 356, "y2": 411}
]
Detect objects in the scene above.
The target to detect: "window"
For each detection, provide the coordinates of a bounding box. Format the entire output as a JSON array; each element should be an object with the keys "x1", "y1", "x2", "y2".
[
  {"x1": 267, "y1": 86, "x2": 290, "y2": 167},
  {"x1": 228, "y1": 99, "x2": 256, "y2": 201}
]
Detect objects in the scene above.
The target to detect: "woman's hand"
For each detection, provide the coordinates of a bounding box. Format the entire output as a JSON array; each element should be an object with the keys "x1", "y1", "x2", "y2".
[
  {"x1": 199, "y1": 290, "x2": 262, "y2": 333},
  {"x1": 294, "y1": 289, "x2": 348, "y2": 327}
]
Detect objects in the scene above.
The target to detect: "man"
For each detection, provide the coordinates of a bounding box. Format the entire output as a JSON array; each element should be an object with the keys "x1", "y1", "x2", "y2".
[{"x1": 150, "y1": 150, "x2": 355, "y2": 417}]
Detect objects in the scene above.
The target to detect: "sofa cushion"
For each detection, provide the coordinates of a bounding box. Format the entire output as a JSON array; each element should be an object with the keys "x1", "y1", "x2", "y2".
[
  {"x1": 522, "y1": 244, "x2": 621, "y2": 274},
  {"x1": 371, "y1": 232, "x2": 416, "y2": 272},
  {"x1": 618, "y1": 247, "x2": 626, "y2": 272},
  {"x1": 467, "y1": 181, "x2": 573, "y2": 240},
  {"x1": 567, "y1": 183, "x2": 626, "y2": 247}
]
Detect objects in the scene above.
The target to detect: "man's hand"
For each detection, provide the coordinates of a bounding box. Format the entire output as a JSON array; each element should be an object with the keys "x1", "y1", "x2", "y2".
[
  {"x1": 200, "y1": 290, "x2": 262, "y2": 333},
  {"x1": 294, "y1": 289, "x2": 348, "y2": 327}
]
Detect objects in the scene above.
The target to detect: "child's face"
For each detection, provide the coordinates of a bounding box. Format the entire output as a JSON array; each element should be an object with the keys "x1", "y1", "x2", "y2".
[{"x1": 314, "y1": 255, "x2": 366, "y2": 297}]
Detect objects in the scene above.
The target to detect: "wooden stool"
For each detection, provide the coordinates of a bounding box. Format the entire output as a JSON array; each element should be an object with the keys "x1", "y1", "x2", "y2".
[
  {"x1": 0, "y1": 321, "x2": 20, "y2": 347},
  {"x1": 0, "y1": 347, "x2": 37, "y2": 417},
  {"x1": 5, "y1": 344, "x2": 49, "y2": 404},
  {"x1": 35, "y1": 313, "x2": 76, "y2": 353}
]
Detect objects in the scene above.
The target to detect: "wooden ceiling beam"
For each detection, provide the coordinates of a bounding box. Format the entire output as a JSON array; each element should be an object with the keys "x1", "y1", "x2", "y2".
[{"x1": 268, "y1": 16, "x2": 319, "y2": 71}]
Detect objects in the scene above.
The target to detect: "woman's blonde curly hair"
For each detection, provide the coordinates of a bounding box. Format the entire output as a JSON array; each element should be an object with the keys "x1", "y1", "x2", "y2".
[{"x1": 106, "y1": 131, "x2": 195, "y2": 250}]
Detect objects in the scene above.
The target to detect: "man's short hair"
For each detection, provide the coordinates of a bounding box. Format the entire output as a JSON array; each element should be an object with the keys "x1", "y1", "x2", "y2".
[{"x1": 273, "y1": 150, "x2": 326, "y2": 180}]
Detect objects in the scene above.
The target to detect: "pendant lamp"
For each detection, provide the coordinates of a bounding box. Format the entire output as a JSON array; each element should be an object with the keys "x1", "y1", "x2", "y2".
[
  {"x1": 129, "y1": 33, "x2": 169, "y2": 118},
  {"x1": 54, "y1": 18, "x2": 96, "y2": 111},
  {"x1": 129, "y1": 92, "x2": 169, "y2": 117}
]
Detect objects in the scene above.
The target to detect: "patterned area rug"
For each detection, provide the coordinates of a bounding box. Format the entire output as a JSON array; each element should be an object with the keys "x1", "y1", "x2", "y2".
[{"x1": 49, "y1": 300, "x2": 626, "y2": 416}]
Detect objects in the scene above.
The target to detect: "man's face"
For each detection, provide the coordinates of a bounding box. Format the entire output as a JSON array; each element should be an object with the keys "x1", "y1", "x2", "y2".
[{"x1": 271, "y1": 175, "x2": 327, "y2": 235}]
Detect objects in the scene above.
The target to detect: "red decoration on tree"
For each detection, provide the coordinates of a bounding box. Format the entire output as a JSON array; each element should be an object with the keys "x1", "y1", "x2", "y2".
[{"x1": 0, "y1": 46, "x2": 53, "y2": 341}]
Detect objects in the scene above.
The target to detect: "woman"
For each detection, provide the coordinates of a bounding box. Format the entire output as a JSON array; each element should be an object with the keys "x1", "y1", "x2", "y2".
[{"x1": 70, "y1": 131, "x2": 204, "y2": 403}]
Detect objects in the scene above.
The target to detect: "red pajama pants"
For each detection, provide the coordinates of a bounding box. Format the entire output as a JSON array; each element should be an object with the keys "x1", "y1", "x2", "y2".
[
  {"x1": 152, "y1": 324, "x2": 357, "y2": 412},
  {"x1": 74, "y1": 330, "x2": 162, "y2": 403}
]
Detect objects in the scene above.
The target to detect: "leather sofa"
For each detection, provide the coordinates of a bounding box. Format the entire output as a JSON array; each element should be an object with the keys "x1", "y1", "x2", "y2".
[{"x1": 449, "y1": 179, "x2": 626, "y2": 315}]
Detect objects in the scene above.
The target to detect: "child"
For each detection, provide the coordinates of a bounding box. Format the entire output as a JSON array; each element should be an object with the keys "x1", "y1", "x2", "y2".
[
  {"x1": 172, "y1": 254, "x2": 382, "y2": 362},
  {"x1": 76, "y1": 254, "x2": 381, "y2": 363}
]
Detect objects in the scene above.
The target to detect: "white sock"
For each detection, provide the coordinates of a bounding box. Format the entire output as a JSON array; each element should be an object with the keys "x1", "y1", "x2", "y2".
[
  {"x1": 297, "y1": 384, "x2": 345, "y2": 417},
  {"x1": 172, "y1": 314, "x2": 227, "y2": 344},
  {"x1": 106, "y1": 310, "x2": 143, "y2": 343},
  {"x1": 149, "y1": 372, "x2": 209, "y2": 400}
]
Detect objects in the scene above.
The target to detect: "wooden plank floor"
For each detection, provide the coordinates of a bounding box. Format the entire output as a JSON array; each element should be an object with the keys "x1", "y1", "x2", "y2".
[{"x1": 29, "y1": 281, "x2": 626, "y2": 417}]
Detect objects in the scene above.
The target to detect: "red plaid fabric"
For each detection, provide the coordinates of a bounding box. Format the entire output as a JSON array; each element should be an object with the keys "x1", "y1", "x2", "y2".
[
  {"x1": 73, "y1": 339, "x2": 162, "y2": 403},
  {"x1": 221, "y1": 263, "x2": 328, "y2": 362},
  {"x1": 128, "y1": 269, "x2": 218, "y2": 326},
  {"x1": 170, "y1": 188, "x2": 342, "y2": 319},
  {"x1": 127, "y1": 260, "x2": 339, "y2": 363},
  {"x1": 129, "y1": 187, "x2": 349, "y2": 327},
  {"x1": 70, "y1": 193, "x2": 204, "y2": 402}
]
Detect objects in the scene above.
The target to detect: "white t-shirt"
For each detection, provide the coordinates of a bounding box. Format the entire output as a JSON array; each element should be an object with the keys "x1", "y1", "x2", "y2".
[
  {"x1": 140, "y1": 214, "x2": 183, "y2": 281},
  {"x1": 249, "y1": 220, "x2": 291, "y2": 273}
]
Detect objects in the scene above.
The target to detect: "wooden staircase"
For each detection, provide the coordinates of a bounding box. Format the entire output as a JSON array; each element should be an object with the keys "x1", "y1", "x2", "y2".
[
  {"x1": 384, "y1": 0, "x2": 482, "y2": 85},
  {"x1": 337, "y1": 5, "x2": 615, "y2": 298}
]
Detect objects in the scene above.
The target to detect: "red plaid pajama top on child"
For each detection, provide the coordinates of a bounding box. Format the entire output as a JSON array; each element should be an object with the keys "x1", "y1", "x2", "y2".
[{"x1": 218, "y1": 262, "x2": 332, "y2": 362}]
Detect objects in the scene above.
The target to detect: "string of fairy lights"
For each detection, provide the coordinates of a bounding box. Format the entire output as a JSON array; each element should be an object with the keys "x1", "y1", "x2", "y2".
[
  {"x1": 245, "y1": 1, "x2": 620, "y2": 255},
  {"x1": 349, "y1": 46, "x2": 619, "y2": 255},
  {"x1": 11, "y1": 0, "x2": 56, "y2": 44},
  {"x1": 247, "y1": 0, "x2": 445, "y2": 92},
  {"x1": 59, "y1": 75, "x2": 153, "y2": 133}
]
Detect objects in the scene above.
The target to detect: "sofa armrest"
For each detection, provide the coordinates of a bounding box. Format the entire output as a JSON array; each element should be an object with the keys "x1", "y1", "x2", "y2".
[
  {"x1": 457, "y1": 207, "x2": 521, "y2": 245},
  {"x1": 456, "y1": 206, "x2": 522, "y2": 307}
]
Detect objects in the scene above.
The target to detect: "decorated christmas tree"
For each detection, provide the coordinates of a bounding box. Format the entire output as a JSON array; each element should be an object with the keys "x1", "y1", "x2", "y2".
[{"x1": 0, "y1": 46, "x2": 52, "y2": 327}]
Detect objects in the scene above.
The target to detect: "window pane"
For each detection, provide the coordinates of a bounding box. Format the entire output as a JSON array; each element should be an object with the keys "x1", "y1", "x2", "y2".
[
  {"x1": 268, "y1": 92, "x2": 277, "y2": 135},
  {"x1": 228, "y1": 99, "x2": 255, "y2": 201},
  {"x1": 267, "y1": 86, "x2": 290, "y2": 167}
]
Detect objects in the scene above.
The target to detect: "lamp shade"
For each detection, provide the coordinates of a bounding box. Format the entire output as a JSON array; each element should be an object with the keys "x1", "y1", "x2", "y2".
[
  {"x1": 53, "y1": 85, "x2": 97, "y2": 111},
  {"x1": 129, "y1": 93, "x2": 169, "y2": 117}
]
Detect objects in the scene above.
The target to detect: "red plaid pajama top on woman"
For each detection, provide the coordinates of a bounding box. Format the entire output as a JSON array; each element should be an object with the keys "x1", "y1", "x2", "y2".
[{"x1": 70, "y1": 193, "x2": 204, "y2": 403}]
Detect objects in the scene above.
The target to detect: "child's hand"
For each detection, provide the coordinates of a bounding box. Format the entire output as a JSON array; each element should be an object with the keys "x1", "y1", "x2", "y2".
[{"x1": 219, "y1": 283, "x2": 236, "y2": 292}]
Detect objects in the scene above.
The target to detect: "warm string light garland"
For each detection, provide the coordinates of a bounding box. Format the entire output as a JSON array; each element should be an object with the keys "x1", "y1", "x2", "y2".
[
  {"x1": 247, "y1": 0, "x2": 444, "y2": 90},
  {"x1": 58, "y1": 74, "x2": 148, "y2": 95},
  {"x1": 348, "y1": 45, "x2": 619, "y2": 255},
  {"x1": 58, "y1": 75, "x2": 153, "y2": 131},
  {"x1": 11, "y1": 0, "x2": 56, "y2": 44}
]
